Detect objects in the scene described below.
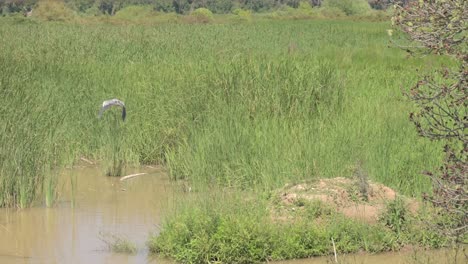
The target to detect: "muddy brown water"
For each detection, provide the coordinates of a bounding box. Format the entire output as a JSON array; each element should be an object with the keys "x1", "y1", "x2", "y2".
[
  {"x1": 0, "y1": 167, "x2": 465, "y2": 264},
  {"x1": 0, "y1": 166, "x2": 175, "y2": 264}
]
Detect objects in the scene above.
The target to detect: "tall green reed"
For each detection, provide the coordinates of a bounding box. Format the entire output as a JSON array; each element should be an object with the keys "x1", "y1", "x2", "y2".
[{"x1": 99, "y1": 108, "x2": 127, "y2": 176}]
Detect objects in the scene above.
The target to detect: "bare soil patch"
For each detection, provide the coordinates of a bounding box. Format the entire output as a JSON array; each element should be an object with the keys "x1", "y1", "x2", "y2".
[{"x1": 272, "y1": 177, "x2": 418, "y2": 224}]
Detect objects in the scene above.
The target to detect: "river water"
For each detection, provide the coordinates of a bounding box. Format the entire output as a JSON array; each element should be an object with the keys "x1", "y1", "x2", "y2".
[{"x1": 0, "y1": 166, "x2": 174, "y2": 264}]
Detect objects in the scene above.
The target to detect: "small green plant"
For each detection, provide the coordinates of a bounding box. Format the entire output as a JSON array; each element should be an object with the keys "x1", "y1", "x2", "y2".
[
  {"x1": 304, "y1": 200, "x2": 333, "y2": 219},
  {"x1": 379, "y1": 197, "x2": 409, "y2": 235},
  {"x1": 353, "y1": 161, "x2": 371, "y2": 201},
  {"x1": 44, "y1": 171, "x2": 58, "y2": 207},
  {"x1": 99, "y1": 233, "x2": 137, "y2": 254},
  {"x1": 293, "y1": 197, "x2": 307, "y2": 207}
]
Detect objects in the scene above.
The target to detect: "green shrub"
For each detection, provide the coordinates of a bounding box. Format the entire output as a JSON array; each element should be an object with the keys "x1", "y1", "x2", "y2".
[
  {"x1": 83, "y1": 5, "x2": 101, "y2": 16},
  {"x1": 66, "y1": 0, "x2": 94, "y2": 13},
  {"x1": 362, "y1": 9, "x2": 392, "y2": 21},
  {"x1": 265, "y1": 5, "x2": 318, "y2": 20},
  {"x1": 154, "y1": 0, "x2": 175, "y2": 13},
  {"x1": 379, "y1": 197, "x2": 409, "y2": 235},
  {"x1": 190, "y1": 7, "x2": 214, "y2": 23},
  {"x1": 232, "y1": 8, "x2": 252, "y2": 22},
  {"x1": 322, "y1": 0, "x2": 371, "y2": 16},
  {"x1": 410, "y1": 209, "x2": 449, "y2": 248},
  {"x1": 34, "y1": 0, "x2": 76, "y2": 22},
  {"x1": 298, "y1": 1, "x2": 313, "y2": 11},
  {"x1": 113, "y1": 5, "x2": 154, "y2": 20},
  {"x1": 317, "y1": 6, "x2": 346, "y2": 18}
]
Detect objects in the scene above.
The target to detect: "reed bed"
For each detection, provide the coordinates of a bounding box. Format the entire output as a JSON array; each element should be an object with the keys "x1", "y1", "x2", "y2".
[{"x1": 0, "y1": 19, "x2": 443, "y2": 208}]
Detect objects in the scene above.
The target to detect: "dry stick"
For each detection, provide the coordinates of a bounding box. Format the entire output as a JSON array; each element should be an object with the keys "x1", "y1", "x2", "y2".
[
  {"x1": 331, "y1": 237, "x2": 338, "y2": 263},
  {"x1": 80, "y1": 157, "x2": 95, "y2": 165},
  {"x1": 119, "y1": 173, "x2": 147, "y2": 182}
]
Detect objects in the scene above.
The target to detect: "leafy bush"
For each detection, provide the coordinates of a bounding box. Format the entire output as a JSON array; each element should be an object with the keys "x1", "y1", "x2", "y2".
[
  {"x1": 232, "y1": 8, "x2": 252, "y2": 22},
  {"x1": 65, "y1": 0, "x2": 94, "y2": 13},
  {"x1": 205, "y1": 0, "x2": 233, "y2": 14},
  {"x1": 356, "y1": 9, "x2": 392, "y2": 22},
  {"x1": 113, "y1": 5, "x2": 154, "y2": 20},
  {"x1": 316, "y1": 6, "x2": 345, "y2": 18},
  {"x1": 154, "y1": 0, "x2": 175, "y2": 13},
  {"x1": 83, "y1": 4, "x2": 101, "y2": 16},
  {"x1": 264, "y1": 4, "x2": 319, "y2": 20},
  {"x1": 189, "y1": 7, "x2": 214, "y2": 23},
  {"x1": 322, "y1": 0, "x2": 371, "y2": 16},
  {"x1": 34, "y1": 0, "x2": 76, "y2": 22},
  {"x1": 298, "y1": 1, "x2": 313, "y2": 11},
  {"x1": 243, "y1": 0, "x2": 276, "y2": 12}
]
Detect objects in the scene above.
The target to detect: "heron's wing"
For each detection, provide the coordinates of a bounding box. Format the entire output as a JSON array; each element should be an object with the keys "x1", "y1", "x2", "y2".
[
  {"x1": 114, "y1": 100, "x2": 125, "y2": 109},
  {"x1": 98, "y1": 104, "x2": 112, "y2": 118},
  {"x1": 98, "y1": 99, "x2": 126, "y2": 119},
  {"x1": 121, "y1": 106, "x2": 126, "y2": 121}
]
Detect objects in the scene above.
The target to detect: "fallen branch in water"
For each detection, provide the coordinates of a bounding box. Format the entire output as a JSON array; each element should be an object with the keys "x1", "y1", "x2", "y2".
[{"x1": 119, "y1": 173, "x2": 147, "y2": 182}]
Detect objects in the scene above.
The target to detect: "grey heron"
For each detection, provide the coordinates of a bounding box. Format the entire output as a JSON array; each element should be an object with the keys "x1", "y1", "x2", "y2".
[{"x1": 98, "y1": 99, "x2": 126, "y2": 121}]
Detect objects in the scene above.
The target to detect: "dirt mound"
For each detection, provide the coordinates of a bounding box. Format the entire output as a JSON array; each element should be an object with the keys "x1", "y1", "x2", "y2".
[{"x1": 273, "y1": 177, "x2": 417, "y2": 224}]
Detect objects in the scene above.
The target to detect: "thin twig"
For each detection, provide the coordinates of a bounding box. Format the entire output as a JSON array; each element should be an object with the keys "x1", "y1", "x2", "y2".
[
  {"x1": 119, "y1": 173, "x2": 147, "y2": 182},
  {"x1": 80, "y1": 157, "x2": 95, "y2": 165}
]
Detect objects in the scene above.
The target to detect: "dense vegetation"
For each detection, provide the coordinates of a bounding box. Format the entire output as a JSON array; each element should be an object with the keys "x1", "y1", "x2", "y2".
[
  {"x1": 149, "y1": 193, "x2": 447, "y2": 263},
  {"x1": 0, "y1": 7, "x2": 456, "y2": 261},
  {"x1": 0, "y1": 17, "x2": 443, "y2": 204}
]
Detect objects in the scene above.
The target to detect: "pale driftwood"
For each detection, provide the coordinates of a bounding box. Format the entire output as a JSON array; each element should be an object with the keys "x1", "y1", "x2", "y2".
[
  {"x1": 331, "y1": 237, "x2": 338, "y2": 263},
  {"x1": 119, "y1": 173, "x2": 147, "y2": 182},
  {"x1": 80, "y1": 157, "x2": 95, "y2": 165}
]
